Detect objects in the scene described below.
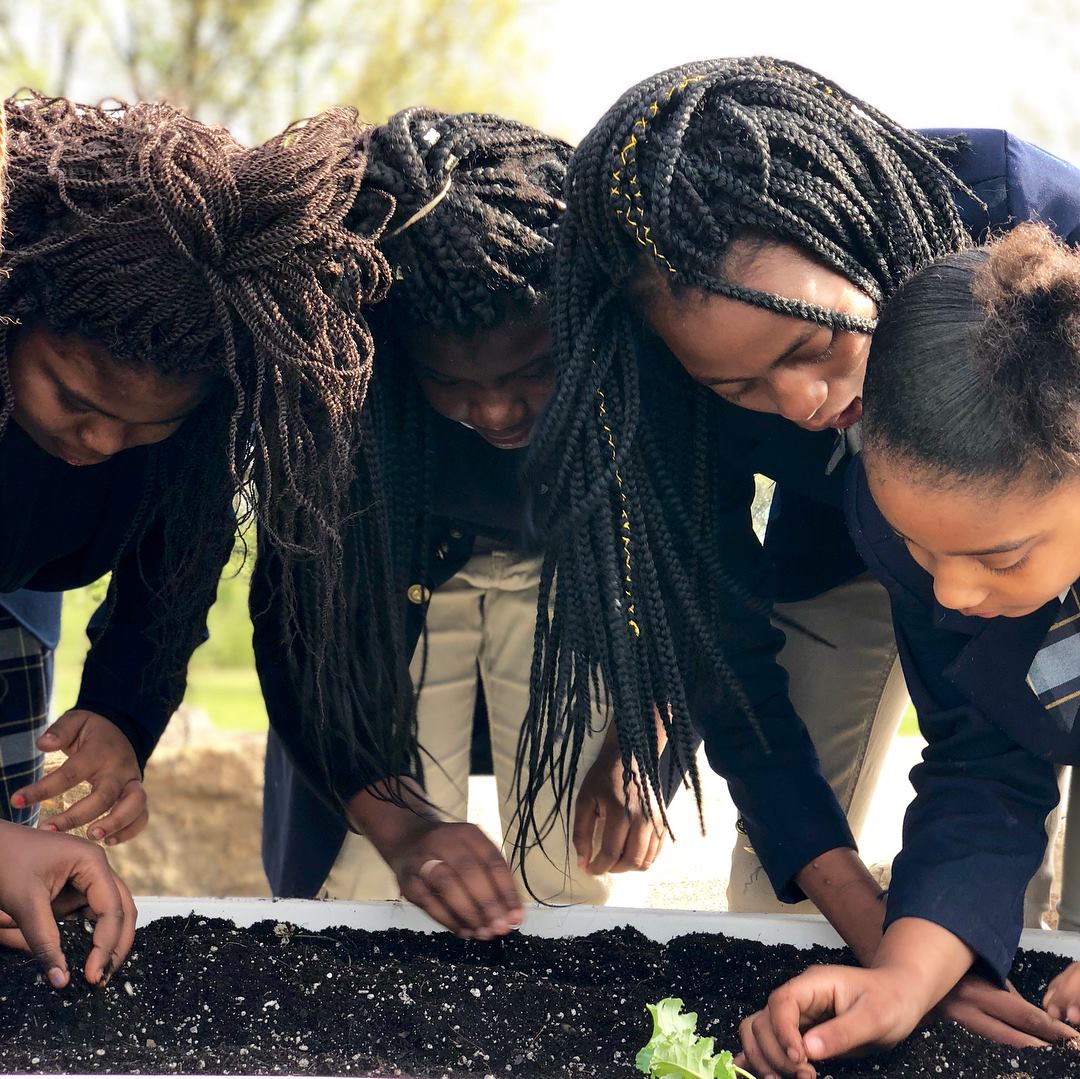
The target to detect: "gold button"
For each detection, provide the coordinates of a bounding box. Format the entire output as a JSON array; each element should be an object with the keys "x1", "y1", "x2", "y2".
[
  {"x1": 407, "y1": 584, "x2": 431, "y2": 605},
  {"x1": 735, "y1": 818, "x2": 748, "y2": 835}
]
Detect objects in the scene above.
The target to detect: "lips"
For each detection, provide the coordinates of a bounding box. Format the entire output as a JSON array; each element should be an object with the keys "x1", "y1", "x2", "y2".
[{"x1": 475, "y1": 422, "x2": 532, "y2": 449}]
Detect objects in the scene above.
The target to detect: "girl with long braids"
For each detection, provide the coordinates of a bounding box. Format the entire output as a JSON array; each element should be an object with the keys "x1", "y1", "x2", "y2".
[
  {"x1": 259, "y1": 107, "x2": 670, "y2": 937},
  {"x1": 743, "y1": 223, "x2": 1080, "y2": 1074},
  {"x1": 528, "y1": 57, "x2": 1080, "y2": 1041},
  {"x1": 0, "y1": 92, "x2": 398, "y2": 882}
]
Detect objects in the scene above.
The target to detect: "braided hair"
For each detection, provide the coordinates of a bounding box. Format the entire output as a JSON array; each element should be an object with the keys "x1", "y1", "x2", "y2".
[
  {"x1": 0, "y1": 92, "x2": 398, "y2": 786},
  {"x1": 524, "y1": 57, "x2": 974, "y2": 837},
  {"x1": 343, "y1": 106, "x2": 569, "y2": 814}
]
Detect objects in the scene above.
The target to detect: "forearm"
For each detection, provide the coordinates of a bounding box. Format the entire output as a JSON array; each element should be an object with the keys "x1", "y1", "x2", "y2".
[
  {"x1": 873, "y1": 917, "x2": 975, "y2": 1015},
  {"x1": 795, "y1": 847, "x2": 886, "y2": 966},
  {"x1": 345, "y1": 777, "x2": 441, "y2": 859}
]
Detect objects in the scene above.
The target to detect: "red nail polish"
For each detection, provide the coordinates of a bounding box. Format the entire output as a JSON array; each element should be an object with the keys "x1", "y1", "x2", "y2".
[{"x1": 10, "y1": 795, "x2": 25, "y2": 809}]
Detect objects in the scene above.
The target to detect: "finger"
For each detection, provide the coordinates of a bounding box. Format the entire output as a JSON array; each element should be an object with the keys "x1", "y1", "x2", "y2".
[
  {"x1": 3, "y1": 883, "x2": 71, "y2": 988},
  {"x1": 740, "y1": 1015, "x2": 787, "y2": 1079},
  {"x1": 571, "y1": 797, "x2": 599, "y2": 870},
  {"x1": 0, "y1": 926, "x2": 30, "y2": 954},
  {"x1": 44, "y1": 777, "x2": 123, "y2": 834},
  {"x1": 68, "y1": 853, "x2": 128, "y2": 985},
  {"x1": 429, "y1": 848, "x2": 508, "y2": 937},
  {"x1": 474, "y1": 842, "x2": 523, "y2": 930},
  {"x1": 770, "y1": 990, "x2": 812, "y2": 1068},
  {"x1": 89, "y1": 781, "x2": 148, "y2": 843},
  {"x1": 37, "y1": 710, "x2": 89, "y2": 753},
  {"x1": 399, "y1": 869, "x2": 470, "y2": 936},
  {"x1": 611, "y1": 816, "x2": 654, "y2": 873},
  {"x1": 944, "y1": 1005, "x2": 1048, "y2": 1048},
  {"x1": 959, "y1": 984, "x2": 1075, "y2": 1043},
  {"x1": 587, "y1": 810, "x2": 629, "y2": 876},
  {"x1": 12, "y1": 756, "x2": 97, "y2": 810},
  {"x1": 753, "y1": 1008, "x2": 804, "y2": 1076},
  {"x1": 103, "y1": 808, "x2": 150, "y2": 847},
  {"x1": 804, "y1": 998, "x2": 889, "y2": 1060}
]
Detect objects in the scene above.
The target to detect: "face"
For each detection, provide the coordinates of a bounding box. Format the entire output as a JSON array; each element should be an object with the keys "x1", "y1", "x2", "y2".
[
  {"x1": 643, "y1": 239, "x2": 877, "y2": 431},
  {"x1": 407, "y1": 316, "x2": 554, "y2": 450},
  {"x1": 8, "y1": 324, "x2": 209, "y2": 467},
  {"x1": 866, "y1": 452, "x2": 1080, "y2": 619}
]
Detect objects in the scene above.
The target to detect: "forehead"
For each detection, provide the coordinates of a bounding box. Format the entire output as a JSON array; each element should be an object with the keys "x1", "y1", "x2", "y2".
[
  {"x1": 407, "y1": 316, "x2": 552, "y2": 379},
  {"x1": 22, "y1": 325, "x2": 208, "y2": 419},
  {"x1": 866, "y1": 455, "x2": 1053, "y2": 548}
]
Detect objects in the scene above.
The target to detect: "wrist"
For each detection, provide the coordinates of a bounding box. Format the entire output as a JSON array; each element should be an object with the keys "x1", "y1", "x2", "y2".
[
  {"x1": 345, "y1": 778, "x2": 440, "y2": 857},
  {"x1": 871, "y1": 918, "x2": 974, "y2": 1015},
  {"x1": 795, "y1": 847, "x2": 885, "y2": 966}
]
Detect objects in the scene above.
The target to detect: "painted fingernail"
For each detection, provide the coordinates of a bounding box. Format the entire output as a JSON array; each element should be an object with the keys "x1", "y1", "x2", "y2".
[
  {"x1": 48, "y1": 967, "x2": 67, "y2": 988},
  {"x1": 10, "y1": 795, "x2": 25, "y2": 809},
  {"x1": 45, "y1": 824, "x2": 57, "y2": 832},
  {"x1": 90, "y1": 828, "x2": 104, "y2": 840}
]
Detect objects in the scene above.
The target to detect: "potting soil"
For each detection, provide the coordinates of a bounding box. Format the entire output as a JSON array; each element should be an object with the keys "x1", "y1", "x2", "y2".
[{"x1": 0, "y1": 916, "x2": 1077, "y2": 1077}]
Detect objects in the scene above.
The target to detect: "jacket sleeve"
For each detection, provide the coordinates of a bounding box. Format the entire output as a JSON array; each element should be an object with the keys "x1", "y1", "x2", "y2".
[
  {"x1": 250, "y1": 539, "x2": 415, "y2": 814},
  {"x1": 882, "y1": 610, "x2": 1058, "y2": 984},
  {"x1": 75, "y1": 514, "x2": 228, "y2": 770},
  {"x1": 688, "y1": 460, "x2": 855, "y2": 903}
]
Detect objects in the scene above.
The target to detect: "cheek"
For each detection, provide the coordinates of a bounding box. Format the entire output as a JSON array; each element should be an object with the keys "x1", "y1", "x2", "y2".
[
  {"x1": 9, "y1": 372, "x2": 67, "y2": 435},
  {"x1": 418, "y1": 384, "x2": 468, "y2": 422}
]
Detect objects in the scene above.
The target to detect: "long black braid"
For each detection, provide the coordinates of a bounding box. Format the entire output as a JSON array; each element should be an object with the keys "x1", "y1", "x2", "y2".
[
  {"x1": 523, "y1": 57, "x2": 974, "y2": 842},
  {"x1": 343, "y1": 106, "x2": 570, "y2": 802}
]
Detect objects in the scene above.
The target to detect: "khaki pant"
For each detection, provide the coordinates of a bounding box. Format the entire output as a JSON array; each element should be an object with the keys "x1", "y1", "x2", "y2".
[
  {"x1": 727, "y1": 571, "x2": 1080, "y2": 929},
  {"x1": 323, "y1": 545, "x2": 612, "y2": 905}
]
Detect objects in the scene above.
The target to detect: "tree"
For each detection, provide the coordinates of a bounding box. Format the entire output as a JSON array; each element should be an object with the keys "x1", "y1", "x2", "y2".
[{"x1": 0, "y1": 0, "x2": 550, "y2": 141}]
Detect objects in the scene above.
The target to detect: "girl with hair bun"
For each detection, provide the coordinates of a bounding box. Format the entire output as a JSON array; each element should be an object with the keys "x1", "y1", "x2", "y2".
[{"x1": 741, "y1": 223, "x2": 1080, "y2": 1074}]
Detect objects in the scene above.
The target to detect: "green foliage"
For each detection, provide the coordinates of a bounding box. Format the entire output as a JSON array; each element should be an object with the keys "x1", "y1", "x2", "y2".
[
  {"x1": 0, "y1": 0, "x2": 550, "y2": 141},
  {"x1": 636, "y1": 998, "x2": 754, "y2": 1079}
]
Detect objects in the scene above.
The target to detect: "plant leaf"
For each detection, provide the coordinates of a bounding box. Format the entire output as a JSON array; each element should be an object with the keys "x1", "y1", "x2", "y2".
[{"x1": 636, "y1": 999, "x2": 750, "y2": 1079}]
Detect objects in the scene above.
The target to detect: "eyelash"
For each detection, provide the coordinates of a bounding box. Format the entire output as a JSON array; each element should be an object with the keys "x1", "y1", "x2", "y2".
[
  {"x1": 985, "y1": 554, "x2": 1031, "y2": 576},
  {"x1": 720, "y1": 341, "x2": 836, "y2": 403}
]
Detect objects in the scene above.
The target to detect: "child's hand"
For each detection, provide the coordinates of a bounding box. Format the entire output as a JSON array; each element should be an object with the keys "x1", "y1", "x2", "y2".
[
  {"x1": 384, "y1": 819, "x2": 524, "y2": 941},
  {"x1": 0, "y1": 819, "x2": 136, "y2": 987},
  {"x1": 936, "y1": 972, "x2": 1075, "y2": 1045},
  {"x1": 572, "y1": 730, "x2": 666, "y2": 875},
  {"x1": 1044, "y1": 961, "x2": 1080, "y2": 1025},
  {"x1": 12, "y1": 709, "x2": 147, "y2": 844},
  {"x1": 737, "y1": 964, "x2": 924, "y2": 1079}
]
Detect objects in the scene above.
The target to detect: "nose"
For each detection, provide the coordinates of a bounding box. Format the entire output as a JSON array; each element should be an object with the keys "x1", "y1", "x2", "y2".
[
  {"x1": 932, "y1": 561, "x2": 991, "y2": 613},
  {"x1": 771, "y1": 369, "x2": 829, "y2": 424},
  {"x1": 469, "y1": 389, "x2": 526, "y2": 433},
  {"x1": 78, "y1": 419, "x2": 128, "y2": 459}
]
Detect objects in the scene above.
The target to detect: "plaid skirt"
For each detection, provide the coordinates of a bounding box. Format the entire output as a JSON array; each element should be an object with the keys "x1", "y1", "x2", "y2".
[{"x1": 0, "y1": 608, "x2": 49, "y2": 826}]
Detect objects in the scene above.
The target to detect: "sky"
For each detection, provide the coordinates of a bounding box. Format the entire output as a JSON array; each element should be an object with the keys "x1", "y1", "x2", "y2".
[{"x1": 532, "y1": 0, "x2": 1078, "y2": 159}]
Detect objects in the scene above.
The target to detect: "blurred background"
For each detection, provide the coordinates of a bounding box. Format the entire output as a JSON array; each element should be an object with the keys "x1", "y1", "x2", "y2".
[{"x1": 3, "y1": 0, "x2": 1078, "y2": 899}]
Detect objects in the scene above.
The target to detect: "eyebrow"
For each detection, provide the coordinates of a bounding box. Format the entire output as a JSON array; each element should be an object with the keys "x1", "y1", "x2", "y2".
[
  {"x1": 417, "y1": 351, "x2": 552, "y2": 381},
  {"x1": 893, "y1": 527, "x2": 1037, "y2": 558},
  {"x1": 58, "y1": 381, "x2": 199, "y2": 426},
  {"x1": 697, "y1": 327, "x2": 819, "y2": 387}
]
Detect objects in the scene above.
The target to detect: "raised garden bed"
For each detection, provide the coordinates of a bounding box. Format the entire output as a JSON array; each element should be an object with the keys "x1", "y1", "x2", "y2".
[{"x1": 1, "y1": 899, "x2": 1078, "y2": 1078}]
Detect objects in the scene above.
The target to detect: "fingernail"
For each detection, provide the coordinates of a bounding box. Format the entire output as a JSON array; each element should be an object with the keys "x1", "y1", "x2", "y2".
[
  {"x1": 475, "y1": 928, "x2": 492, "y2": 941},
  {"x1": 10, "y1": 795, "x2": 25, "y2": 809},
  {"x1": 90, "y1": 828, "x2": 104, "y2": 840},
  {"x1": 105, "y1": 837, "x2": 117, "y2": 846},
  {"x1": 48, "y1": 967, "x2": 67, "y2": 988},
  {"x1": 804, "y1": 1035, "x2": 824, "y2": 1057},
  {"x1": 788, "y1": 1046, "x2": 802, "y2": 1063},
  {"x1": 1069, "y1": 1005, "x2": 1080, "y2": 1024},
  {"x1": 45, "y1": 824, "x2": 57, "y2": 832},
  {"x1": 577, "y1": 856, "x2": 586, "y2": 868}
]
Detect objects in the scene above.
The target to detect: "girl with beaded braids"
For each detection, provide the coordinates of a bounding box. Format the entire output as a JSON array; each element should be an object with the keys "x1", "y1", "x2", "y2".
[
  {"x1": 528, "y1": 56, "x2": 1080, "y2": 1042},
  {"x1": 259, "y1": 107, "x2": 672, "y2": 938},
  {"x1": 0, "y1": 93, "x2": 397, "y2": 869}
]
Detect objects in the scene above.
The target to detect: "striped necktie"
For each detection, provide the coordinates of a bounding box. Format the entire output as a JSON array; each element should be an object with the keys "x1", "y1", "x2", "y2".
[{"x1": 1027, "y1": 586, "x2": 1080, "y2": 731}]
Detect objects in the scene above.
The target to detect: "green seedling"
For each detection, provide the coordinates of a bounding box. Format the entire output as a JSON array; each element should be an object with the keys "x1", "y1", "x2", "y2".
[{"x1": 636, "y1": 997, "x2": 757, "y2": 1079}]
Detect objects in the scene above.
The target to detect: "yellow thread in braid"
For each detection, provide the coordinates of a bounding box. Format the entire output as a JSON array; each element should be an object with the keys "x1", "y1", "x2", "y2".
[
  {"x1": 597, "y1": 388, "x2": 640, "y2": 638},
  {"x1": 609, "y1": 75, "x2": 705, "y2": 274}
]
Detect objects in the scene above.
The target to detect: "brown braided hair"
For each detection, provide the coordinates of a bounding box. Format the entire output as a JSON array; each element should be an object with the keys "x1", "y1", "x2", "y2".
[{"x1": 0, "y1": 92, "x2": 402, "y2": 787}]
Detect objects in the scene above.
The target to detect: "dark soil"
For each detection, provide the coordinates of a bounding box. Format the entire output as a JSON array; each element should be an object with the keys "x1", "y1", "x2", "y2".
[{"x1": 0, "y1": 915, "x2": 1077, "y2": 1077}]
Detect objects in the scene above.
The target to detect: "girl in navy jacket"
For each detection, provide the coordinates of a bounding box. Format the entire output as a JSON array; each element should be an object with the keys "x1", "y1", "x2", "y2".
[{"x1": 742, "y1": 223, "x2": 1080, "y2": 1075}]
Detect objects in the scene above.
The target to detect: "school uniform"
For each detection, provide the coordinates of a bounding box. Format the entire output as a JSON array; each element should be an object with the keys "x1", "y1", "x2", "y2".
[
  {"x1": 0, "y1": 420, "x2": 224, "y2": 819},
  {"x1": 712, "y1": 129, "x2": 1080, "y2": 912},
  {"x1": 845, "y1": 454, "x2": 1071, "y2": 982}
]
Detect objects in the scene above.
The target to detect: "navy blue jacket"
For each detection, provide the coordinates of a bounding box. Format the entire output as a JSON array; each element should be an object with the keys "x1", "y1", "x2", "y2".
[
  {"x1": 846, "y1": 456, "x2": 1066, "y2": 983},
  {"x1": 261, "y1": 129, "x2": 1080, "y2": 902}
]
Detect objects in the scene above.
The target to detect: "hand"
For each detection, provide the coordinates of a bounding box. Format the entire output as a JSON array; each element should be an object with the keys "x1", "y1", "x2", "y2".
[
  {"x1": 382, "y1": 818, "x2": 524, "y2": 941},
  {"x1": 572, "y1": 737, "x2": 666, "y2": 875},
  {"x1": 1044, "y1": 960, "x2": 1080, "y2": 1026},
  {"x1": 936, "y1": 972, "x2": 1075, "y2": 1046},
  {"x1": 0, "y1": 819, "x2": 136, "y2": 987},
  {"x1": 736, "y1": 965, "x2": 924, "y2": 1079},
  {"x1": 12, "y1": 709, "x2": 147, "y2": 844}
]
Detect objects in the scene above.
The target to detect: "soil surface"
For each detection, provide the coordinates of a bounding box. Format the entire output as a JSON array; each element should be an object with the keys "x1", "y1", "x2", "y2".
[{"x1": 0, "y1": 916, "x2": 1078, "y2": 1077}]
